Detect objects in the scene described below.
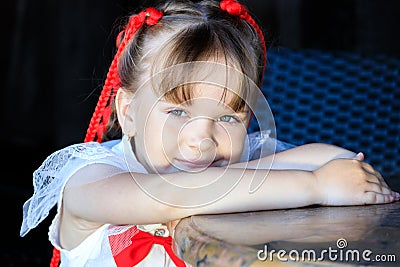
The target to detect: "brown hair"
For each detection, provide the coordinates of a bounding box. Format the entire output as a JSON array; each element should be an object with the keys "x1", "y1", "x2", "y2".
[{"x1": 105, "y1": 0, "x2": 265, "y2": 141}]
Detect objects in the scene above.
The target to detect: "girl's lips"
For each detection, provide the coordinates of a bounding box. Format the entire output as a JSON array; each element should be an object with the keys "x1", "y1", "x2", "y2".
[{"x1": 175, "y1": 158, "x2": 222, "y2": 169}]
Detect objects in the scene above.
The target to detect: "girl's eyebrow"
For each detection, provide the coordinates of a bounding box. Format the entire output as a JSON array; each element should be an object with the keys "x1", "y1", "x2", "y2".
[
  {"x1": 234, "y1": 110, "x2": 250, "y2": 117},
  {"x1": 159, "y1": 99, "x2": 191, "y2": 106}
]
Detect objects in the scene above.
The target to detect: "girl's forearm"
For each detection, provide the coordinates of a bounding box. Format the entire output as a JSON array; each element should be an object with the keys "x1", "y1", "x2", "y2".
[
  {"x1": 144, "y1": 167, "x2": 319, "y2": 222},
  {"x1": 201, "y1": 168, "x2": 318, "y2": 211},
  {"x1": 66, "y1": 167, "x2": 319, "y2": 225}
]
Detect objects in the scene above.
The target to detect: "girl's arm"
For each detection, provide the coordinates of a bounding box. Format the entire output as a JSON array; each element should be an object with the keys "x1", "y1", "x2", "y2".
[
  {"x1": 230, "y1": 143, "x2": 362, "y2": 170},
  {"x1": 63, "y1": 158, "x2": 398, "y2": 227}
]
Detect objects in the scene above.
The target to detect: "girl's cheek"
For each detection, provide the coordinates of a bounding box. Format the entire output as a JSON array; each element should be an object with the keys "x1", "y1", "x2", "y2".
[
  {"x1": 221, "y1": 131, "x2": 244, "y2": 157},
  {"x1": 158, "y1": 123, "x2": 183, "y2": 151}
]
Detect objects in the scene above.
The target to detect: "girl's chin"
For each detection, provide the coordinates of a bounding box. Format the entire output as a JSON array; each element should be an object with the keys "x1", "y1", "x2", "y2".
[
  {"x1": 160, "y1": 165, "x2": 205, "y2": 174},
  {"x1": 148, "y1": 159, "x2": 233, "y2": 174},
  {"x1": 152, "y1": 163, "x2": 209, "y2": 174}
]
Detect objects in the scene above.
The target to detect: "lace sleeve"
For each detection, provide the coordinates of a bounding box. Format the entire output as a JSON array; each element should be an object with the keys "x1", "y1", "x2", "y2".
[{"x1": 20, "y1": 142, "x2": 118, "y2": 237}]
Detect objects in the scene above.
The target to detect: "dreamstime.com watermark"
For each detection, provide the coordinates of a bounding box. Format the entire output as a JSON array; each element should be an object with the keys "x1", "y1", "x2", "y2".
[{"x1": 257, "y1": 238, "x2": 397, "y2": 264}]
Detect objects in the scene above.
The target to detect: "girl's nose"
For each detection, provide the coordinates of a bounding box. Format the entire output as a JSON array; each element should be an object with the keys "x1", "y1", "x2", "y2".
[{"x1": 182, "y1": 117, "x2": 216, "y2": 152}]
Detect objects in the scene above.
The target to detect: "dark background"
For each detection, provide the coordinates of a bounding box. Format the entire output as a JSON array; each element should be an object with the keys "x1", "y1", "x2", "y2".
[{"x1": 2, "y1": 0, "x2": 400, "y2": 266}]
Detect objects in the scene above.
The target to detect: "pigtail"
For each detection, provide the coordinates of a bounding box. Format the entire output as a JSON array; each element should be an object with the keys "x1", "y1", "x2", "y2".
[
  {"x1": 220, "y1": 0, "x2": 267, "y2": 128},
  {"x1": 49, "y1": 247, "x2": 60, "y2": 267},
  {"x1": 220, "y1": 0, "x2": 266, "y2": 73}
]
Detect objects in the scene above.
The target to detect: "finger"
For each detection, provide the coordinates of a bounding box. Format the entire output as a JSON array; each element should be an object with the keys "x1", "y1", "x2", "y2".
[
  {"x1": 363, "y1": 171, "x2": 383, "y2": 185},
  {"x1": 361, "y1": 162, "x2": 387, "y2": 185},
  {"x1": 373, "y1": 172, "x2": 390, "y2": 188},
  {"x1": 366, "y1": 174, "x2": 389, "y2": 189},
  {"x1": 365, "y1": 181, "x2": 393, "y2": 195},
  {"x1": 363, "y1": 192, "x2": 395, "y2": 204},
  {"x1": 360, "y1": 162, "x2": 378, "y2": 175}
]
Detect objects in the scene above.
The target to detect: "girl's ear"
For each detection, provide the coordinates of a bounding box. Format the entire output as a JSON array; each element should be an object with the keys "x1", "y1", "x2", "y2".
[{"x1": 115, "y1": 88, "x2": 137, "y2": 137}]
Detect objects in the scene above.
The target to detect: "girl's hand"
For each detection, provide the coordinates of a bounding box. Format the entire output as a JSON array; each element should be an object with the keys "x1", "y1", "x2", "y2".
[{"x1": 313, "y1": 158, "x2": 400, "y2": 206}]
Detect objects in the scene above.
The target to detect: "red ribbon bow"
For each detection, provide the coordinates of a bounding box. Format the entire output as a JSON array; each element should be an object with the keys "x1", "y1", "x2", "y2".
[
  {"x1": 220, "y1": 0, "x2": 248, "y2": 18},
  {"x1": 143, "y1": 7, "x2": 164, "y2": 26},
  {"x1": 116, "y1": 7, "x2": 163, "y2": 48},
  {"x1": 113, "y1": 230, "x2": 186, "y2": 267}
]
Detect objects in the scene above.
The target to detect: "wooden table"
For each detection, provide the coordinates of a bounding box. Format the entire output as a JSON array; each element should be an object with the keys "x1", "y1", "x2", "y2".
[{"x1": 173, "y1": 176, "x2": 400, "y2": 267}]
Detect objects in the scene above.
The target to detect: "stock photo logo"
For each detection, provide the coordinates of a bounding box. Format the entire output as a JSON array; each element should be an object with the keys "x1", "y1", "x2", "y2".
[
  {"x1": 257, "y1": 238, "x2": 397, "y2": 264},
  {"x1": 121, "y1": 61, "x2": 277, "y2": 208}
]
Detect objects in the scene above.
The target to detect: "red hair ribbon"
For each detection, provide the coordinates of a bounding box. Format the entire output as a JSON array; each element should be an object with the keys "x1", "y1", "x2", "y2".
[
  {"x1": 111, "y1": 230, "x2": 186, "y2": 267},
  {"x1": 220, "y1": 0, "x2": 266, "y2": 72},
  {"x1": 84, "y1": 7, "x2": 163, "y2": 143},
  {"x1": 49, "y1": 8, "x2": 163, "y2": 267},
  {"x1": 220, "y1": 0, "x2": 267, "y2": 128}
]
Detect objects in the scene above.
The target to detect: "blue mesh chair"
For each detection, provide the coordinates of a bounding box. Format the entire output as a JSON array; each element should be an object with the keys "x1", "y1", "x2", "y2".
[{"x1": 249, "y1": 47, "x2": 400, "y2": 178}]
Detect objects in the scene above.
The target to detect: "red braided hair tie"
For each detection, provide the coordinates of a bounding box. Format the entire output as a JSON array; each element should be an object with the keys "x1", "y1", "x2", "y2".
[
  {"x1": 49, "y1": 8, "x2": 163, "y2": 267},
  {"x1": 84, "y1": 7, "x2": 163, "y2": 143},
  {"x1": 220, "y1": 0, "x2": 266, "y2": 128},
  {"x1": 220, "y1": 0, "x2": 266, "y2": 72}
]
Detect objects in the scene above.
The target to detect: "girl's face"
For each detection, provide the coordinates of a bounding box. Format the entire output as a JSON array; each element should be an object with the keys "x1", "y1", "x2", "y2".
[{"x1": 124, "y1": 84, "x2": 249, "y2": 174}]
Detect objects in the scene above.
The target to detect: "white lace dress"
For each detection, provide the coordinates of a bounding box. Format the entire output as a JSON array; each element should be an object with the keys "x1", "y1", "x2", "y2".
[{"x1": 20, "y1": 131, "x2": 294, "y2": 267}]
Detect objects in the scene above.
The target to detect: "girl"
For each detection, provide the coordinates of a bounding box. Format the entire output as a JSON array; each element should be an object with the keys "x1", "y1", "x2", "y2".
[{"x1": 20, "y1": 0, "x2": 399, "y2": 266}]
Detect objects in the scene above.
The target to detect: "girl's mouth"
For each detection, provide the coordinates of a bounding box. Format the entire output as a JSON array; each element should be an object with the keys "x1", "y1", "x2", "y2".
[{"x1": 174, "y1": 158, "x2": 223, "y2": 169}]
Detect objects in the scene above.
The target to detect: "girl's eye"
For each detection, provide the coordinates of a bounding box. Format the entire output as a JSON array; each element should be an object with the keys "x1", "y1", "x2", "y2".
[
  {"x1": 219, "y1": 115, "x2": 239, "y2": 123},
  {"x1": 168, "y1": 109, "x2": 187, "y2": 117}
]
